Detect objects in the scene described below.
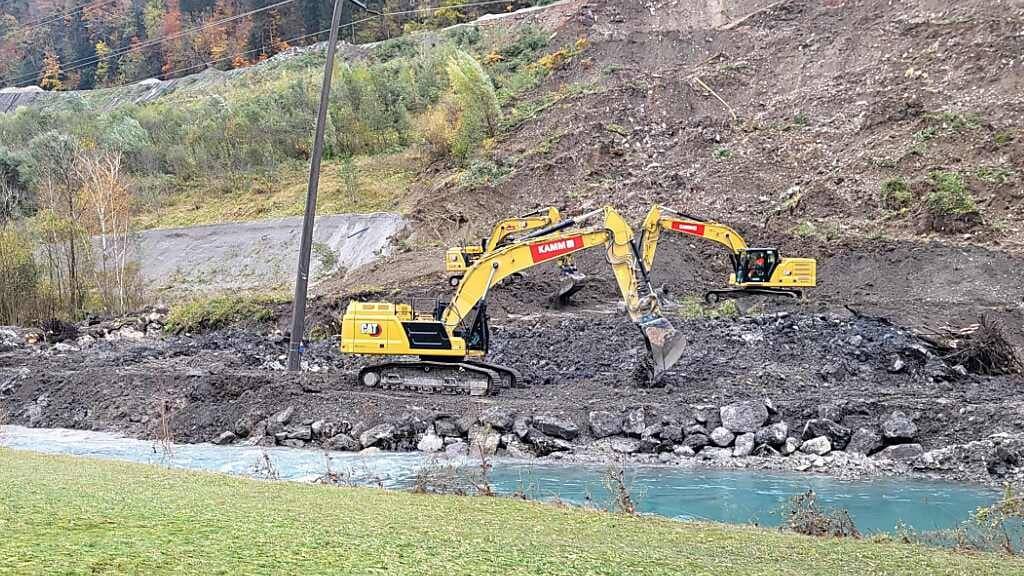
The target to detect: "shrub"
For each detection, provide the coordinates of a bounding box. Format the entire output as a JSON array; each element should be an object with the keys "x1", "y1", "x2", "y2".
[
  {"x1": 418, "y1": 99, "x2": 458, "y2": 160},
  {"x1": 880, "y1": 177, "x2": 912, "y2": 210},
  {"x1": 446, "y1": 51, "x2": 501, "y2": 161},
  {"x1": 783, "y1": 490, "x2": 860, "y2": 538},
  {"x1": 713, "y1": 146, "x2": 732, "y2": 160},
  {"x1": 0, "y1": 226, "x2": 43, "y2": 324},
  {"x1": 459, "y1": 159, "x2": 510, "y2": 187},
  {"x1": 164, "y1": 295, "x2": 275, "y2": 334},
  {"x1": 926, "y1": 171, "x2": 976, "y2": 216}
]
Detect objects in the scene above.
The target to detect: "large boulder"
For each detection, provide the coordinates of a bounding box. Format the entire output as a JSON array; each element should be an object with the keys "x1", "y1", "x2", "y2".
[
  {"x1": 755, "y1": 422, "x2": 789, "y2": 447},
  {"x1": 847, "y1": 427, "x2": 884, "y2": 455},
  {"x1": 213, "y1": 431, "x2": 237, "y2": 445},
  {"x1": 359, "y1": 423, "x2": 397, "y2": 448},
  {"x1": 660, "y1": 424, "x2": 684, "y2": 443},
  {"x1": 622, "y1": 407, "x2": 654, "y2": 437},
  {"x1": 445, "y1": 441, "x2": 468, "y2": 456},
  {"x1": 608, "y1": 437, "x2": 642, "y2": 454},
  {"x1": 875, "y1": 443, "x2": 924, "y2": 462},
  {"x1": 524, "y1": 429, "x2": 572, "y2": 456},
  {"x1": 781, "y1": 437, "x2": 801, "y2": 455},
  {"x1": 683, "y1": 433, "x2": 709, "y2": 452},
  {"x1": 469, "y1": 427, "x2": 501, "y2": 457},
  {"x1": 479, "y1": 406, "x2": 516, "y2": 431},
  {"x1": 882, "y1": 411, "x2": 918, "y2": 442},
  {"x1": 733, "y1": 433, "x2": 755, "y2": 457},
  {"x1": 433, "y1": 415, "x2": 462, "y2": 437},
  {"x1": 720, "y1": 401, "x2": 768, "y2": 433},
  {"x1": 512, "y1": 415, "x2": 531, "y2": 439},
  {"x1": 265, "y1": 405, "x2": 295, "y2": 436},
  {"x1": 710, "y1": 426, "x2": 735, "y2": 447},
  {"x1": 800, "y1": 436, "x2": 832, "y2": 456},
  {"x1": 693, "y1": 404, "x2": 722, "y2": 429},
  {"x1": 801, "y1": 419, "x2": 852, "y2": 450},
  {"x1": 324, "y1": 433, "x2": 360, "y2": 452},
  {"x1": 532, "y1": 415, "x2": 579, "y2": 440},
  {"x1": 701, "y1": 447, "x2": 734, "y2": 460},
  {"x1": 588, "y1": 411, "x2": 623, "y2": 439}
]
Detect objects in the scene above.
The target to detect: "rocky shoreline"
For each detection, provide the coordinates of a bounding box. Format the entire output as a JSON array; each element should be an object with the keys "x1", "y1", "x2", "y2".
[{"x1": 2, "y1": 308, "x2": 1022, "y2": 488}]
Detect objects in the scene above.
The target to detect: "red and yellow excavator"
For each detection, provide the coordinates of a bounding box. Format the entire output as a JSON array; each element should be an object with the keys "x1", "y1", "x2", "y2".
[
  {"x1": 444, "y1": 206, "x2": 585, "y2": 302},
  {"x1": 342, "y1": 206, "x2": 687, "y2": 395},
  {"x1": 640, "y1": 204, "x2": 816, "y2": 302}
]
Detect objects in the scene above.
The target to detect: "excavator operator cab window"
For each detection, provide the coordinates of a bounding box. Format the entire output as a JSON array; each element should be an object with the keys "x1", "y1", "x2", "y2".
[{"x1": 737, "y1": 249, "x2": 779, "y2": 284}]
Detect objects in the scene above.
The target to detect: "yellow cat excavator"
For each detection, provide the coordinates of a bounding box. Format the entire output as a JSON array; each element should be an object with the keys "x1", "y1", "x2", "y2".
[
  {"x1": 640, "y1": 204, "x2": 816, "y2": 301},
  {"x1": 444, "y1": 206, "x2": 586, "y2": 302},
  {"x1": 342, "y1": 206, "x2": 687, "y2": 396}
]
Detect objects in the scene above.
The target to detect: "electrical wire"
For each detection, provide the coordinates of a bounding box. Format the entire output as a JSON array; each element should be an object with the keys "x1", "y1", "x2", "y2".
[
  {"x1": 110, "y1": 0, "x2": 517, "y2": 86},
  {"x1": 9, "y1": 0, "x2": 123, "y2": 34},
  {"x1": 5, "y1": 0, "x2": 302, "y2": 87}
]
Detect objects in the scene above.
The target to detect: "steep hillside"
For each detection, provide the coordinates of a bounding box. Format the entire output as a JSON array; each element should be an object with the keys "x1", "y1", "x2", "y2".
[{"x1": 335, "y1": 0, "x2": 1024, "y2": 330}]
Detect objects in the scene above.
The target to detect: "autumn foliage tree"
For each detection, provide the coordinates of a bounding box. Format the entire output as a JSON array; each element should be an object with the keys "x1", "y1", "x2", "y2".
[{"x1": 38, "y1": 51, "x2": 64, "y2": 90}]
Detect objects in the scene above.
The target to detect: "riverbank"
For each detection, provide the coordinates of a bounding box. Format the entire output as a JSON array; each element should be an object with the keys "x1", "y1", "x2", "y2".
[
  {"x1": 2, "y1": 306, "x2": 1022, "y2": 487},
  {"x1": 1, "y1": 448, "x2": 1020, "y2": 576}
]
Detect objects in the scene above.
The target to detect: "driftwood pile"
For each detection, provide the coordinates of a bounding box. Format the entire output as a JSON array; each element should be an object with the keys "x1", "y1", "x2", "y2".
[{"x1": 919, "y1": 315, "x2": 1023, "y2": 376}]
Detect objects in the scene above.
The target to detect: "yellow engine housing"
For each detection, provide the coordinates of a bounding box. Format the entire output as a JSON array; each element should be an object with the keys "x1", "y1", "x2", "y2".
[
  {"x1": 729, "y1": 257, "x2": 817, "y2": 288},
  {"x1": 339, "y1": 301, "x2": 469, "y2": 357}
]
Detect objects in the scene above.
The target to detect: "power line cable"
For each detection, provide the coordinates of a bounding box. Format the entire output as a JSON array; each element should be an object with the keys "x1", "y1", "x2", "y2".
[
  {"x1": 10, "y1": 0, "x2": 123, "y2": 34},
  {"x1": 8, "y1": 0, "x2": 518, "y2": 88},
  {"x1": 6, "y1": 0, "x2": 301, "y2": 87},
  {"x1": 149, "y1": 0, "x2": 517, "y2": 83}
]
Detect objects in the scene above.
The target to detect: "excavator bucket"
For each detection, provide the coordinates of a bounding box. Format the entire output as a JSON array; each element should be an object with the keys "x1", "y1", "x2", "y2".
[
  {"x1": 552, "y1": 270, "x2": 587, "y2": 305},
  {"x1": 640, "y1": 318, "x2": 687, "y2": 381}
]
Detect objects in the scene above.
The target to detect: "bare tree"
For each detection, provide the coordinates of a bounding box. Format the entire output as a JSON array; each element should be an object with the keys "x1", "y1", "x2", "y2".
[{"x1": 77, "y1": 149, "x2": 138, "y2": 316}]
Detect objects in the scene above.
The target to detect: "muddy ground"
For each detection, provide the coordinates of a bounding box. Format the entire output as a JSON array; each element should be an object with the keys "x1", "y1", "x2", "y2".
[{"x1": 2, "y1": 283, "x2": 1022, "y2": 485}]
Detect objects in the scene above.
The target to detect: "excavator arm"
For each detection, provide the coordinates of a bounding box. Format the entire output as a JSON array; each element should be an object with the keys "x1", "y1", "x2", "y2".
[
  {"x1": 484, "y1": 206, "x2": 562, "y2": 251},
  {"x1": 640, "y1": 204, "x2": 747, "y2": 271},
  {"x1": 445, "y1": 207, "x2": 584, "y2": 301},
  {"x1": 640, "y1": 204, "x2": 816, "y2": 301}
]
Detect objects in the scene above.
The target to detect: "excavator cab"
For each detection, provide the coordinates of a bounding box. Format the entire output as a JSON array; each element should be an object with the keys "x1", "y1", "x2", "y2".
[{"x1": 735, "y1": 249, "x2": 780, "y2": 284}]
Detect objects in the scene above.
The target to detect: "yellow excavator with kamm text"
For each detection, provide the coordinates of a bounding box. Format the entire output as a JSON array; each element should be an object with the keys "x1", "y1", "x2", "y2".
[
  {"x1": 640, "y1": 204, "x2": 816, "y2": 302},
  {"x1": 342, "y1": 206, "x2": 687, "y2": 395}
]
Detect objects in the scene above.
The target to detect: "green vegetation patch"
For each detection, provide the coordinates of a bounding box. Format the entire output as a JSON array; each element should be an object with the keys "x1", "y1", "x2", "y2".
[
  {"x1": 880, "y1": 177, "x2": 913, "y2": 210},
  {"x1": 0, "y1": 449, "x2": 1020, "y2": 576},
  {"x1": 927, "y1": 170, "x2": 976, "y2": 216},
  {"x1": 164, "y1": 294, "x2": 279, "y2": 334},
  {"x1": 679, "y1": 296, "x2": 740, "y2": 320}
]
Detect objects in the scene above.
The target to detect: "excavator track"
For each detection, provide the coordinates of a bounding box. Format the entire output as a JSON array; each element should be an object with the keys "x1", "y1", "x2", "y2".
[
  {"x1": 704, "y1": 288, "x2": 802, "y2": 303},
  {"x1": 357, "y1": 360, "x2": 520, "y2": 397}
]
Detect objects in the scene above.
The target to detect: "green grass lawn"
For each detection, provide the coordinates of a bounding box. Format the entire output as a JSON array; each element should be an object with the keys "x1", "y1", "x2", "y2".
[{"x1": 1, "y1": 448, "x2": 1021, "y2": 576}]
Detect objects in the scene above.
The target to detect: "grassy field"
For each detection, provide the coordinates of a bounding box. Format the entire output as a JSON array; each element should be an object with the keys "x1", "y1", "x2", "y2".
[
  {"x1": 1, "y1": 449, "x2": 1022, "y2": 576},
  {"x1": 134, "y1": 152, "x2": 418, "y2": 230}
]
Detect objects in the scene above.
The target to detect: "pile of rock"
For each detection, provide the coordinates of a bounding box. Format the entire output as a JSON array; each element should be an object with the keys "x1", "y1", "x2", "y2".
[
  {"x1": 0, "y1": 328, "x2": 24, "y2": 352},
  {"x1": 585, "y1": 401, "x2": 925, "y2": 466},
  {"x1": 213, "y1": 405, "x2": 583, "y2": 458}
]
